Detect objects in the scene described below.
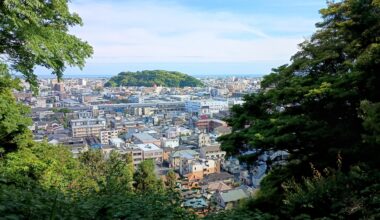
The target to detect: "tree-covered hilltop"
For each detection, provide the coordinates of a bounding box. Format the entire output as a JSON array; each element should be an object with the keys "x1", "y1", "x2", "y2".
[{"x1": 104, "y1": 70, "x2": 204, "y2": 87}]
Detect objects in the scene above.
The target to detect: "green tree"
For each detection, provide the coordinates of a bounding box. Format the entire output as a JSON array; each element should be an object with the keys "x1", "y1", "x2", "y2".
[
  {"x1": 58, "y1": 108, "x2": 72, "y2": 114},
  {"x1": 0, "y1": 142, "x2": 92, "y2": 192},
  {"x1": 0, "y1": 145, "x2": 196, "y2": 219},
  {"x1": 0, "y1": 65, "x2": 33, "y2": 153},
  {"x1": 218, "y1": 0, "x2": 380, "y2": 218},
  {"x1": 360, "y1": 100, "x2": 380, "y2": 146},
  {"x1": 281, "y1": 165, "x2": 380, "y2": 219},
  {"x1": 79, "y1": 149, "x2": 107, "y2": 184},
  {"x1": 220, "y1": 0, "x2": 380, "y2": 178},
  {"x1": 103, "y1": 151, "x2": 134, "y2": 193},
  {"x1": 0, "y1": 0, "x2": 93, "y2": 90},
  {"x1": 134, "y1": 159, "x2": 161, "y2": 192},
  {"x1": 166, "y1": 169, "x2": 177, "y2": 190}
]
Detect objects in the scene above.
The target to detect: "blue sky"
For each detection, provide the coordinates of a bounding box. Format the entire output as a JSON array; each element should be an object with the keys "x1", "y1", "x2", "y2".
[{"x1": 37, "y1": 0, "x2": 327, "y2": 77}]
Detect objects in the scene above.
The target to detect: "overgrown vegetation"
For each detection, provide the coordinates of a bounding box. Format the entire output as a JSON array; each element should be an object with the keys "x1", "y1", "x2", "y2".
[
  {"x1": 216, "y1": 0, "x2": 380, "y2": 219},
  {"x1": 104, "y1": 70, "x2": 204, "y2": 87},
  {"x1": 0, "y1": 145, "x2": 194, "y2": 219}
]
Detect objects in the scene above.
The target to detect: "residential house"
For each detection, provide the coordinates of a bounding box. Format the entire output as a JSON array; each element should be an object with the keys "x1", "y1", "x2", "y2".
[
  {"x1": 200, "y1": 145, "x2": 226, "y2": 161},
  {"x1": 180, "y1": 159, "x2": 219, "y2": 181},
  {"x1": 170, "y1": 149, "x2": 200, "y2": 170},
  {"x1": 215, "y1": 186, "x2": 255, "y2": 209}
]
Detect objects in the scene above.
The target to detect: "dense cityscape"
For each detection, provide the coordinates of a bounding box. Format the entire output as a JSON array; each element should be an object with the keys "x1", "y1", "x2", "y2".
[{"x1": 15, "y1": 75, "x2": 275, "y2": 214}]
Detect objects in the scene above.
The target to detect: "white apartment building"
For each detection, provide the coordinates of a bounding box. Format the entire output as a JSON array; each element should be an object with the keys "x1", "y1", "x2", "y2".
[
  {"x1": 136, "y1": 143, "x2": 163, "y2": 164},
  {"x1": 70, "y1": 118, "x2": 106, "y2": 138},
  {"x1": 161, "y1": 137, "x2": 179, "y2": 148},
  {"x1": 185, "y1": 100, "x2": 229, "y2": 115},
  {"x1": 100, "y1": 130, "x2": 119, "y2": 145}
]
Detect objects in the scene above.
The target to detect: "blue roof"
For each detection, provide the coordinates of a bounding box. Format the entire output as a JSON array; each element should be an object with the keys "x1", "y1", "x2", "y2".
[
  {"x1": 183, "y1": 198, "x2": 208, "y2": 209},
  {"x1": 90, "y1": 143, "x2": 102, "y2": 149}
]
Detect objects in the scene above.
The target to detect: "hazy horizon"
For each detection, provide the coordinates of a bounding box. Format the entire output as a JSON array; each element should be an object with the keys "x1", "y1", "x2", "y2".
[
  {"x1": 35, "y1": 0, "x2": 325, "y2": 77},
  {"x1": 32, "y1": 71, "x2": 265, "y2": 79}
]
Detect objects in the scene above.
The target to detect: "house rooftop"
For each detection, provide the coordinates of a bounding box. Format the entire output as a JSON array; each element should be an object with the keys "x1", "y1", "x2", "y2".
[
  {"x1": 136, "y1": 143, "x2": 161, "y2": 152},
  {"x1": 183, "y1": 198, "x2": 208, "y2": 209},
  {"x1": 110, "y1": 138, "x2": 124, "y2": 145},
  {"x1": 206, "y1": 181, "x2": 232, "y2": 192},
  {"x1": 220, "y1": 188, "x2": 250, "y2": 203},
  {"x1": 133, "y1": 133, "x2": 158, "y2": 142},
  {"x1": 201, "y1": 145, "x2": 222, "y2": 153},
  {"x1": 171, "y1": 149, "x2": 199, "y2": 159},
  {"x1": 201, "y1": 172, "x2": 234, "y2": 183}
]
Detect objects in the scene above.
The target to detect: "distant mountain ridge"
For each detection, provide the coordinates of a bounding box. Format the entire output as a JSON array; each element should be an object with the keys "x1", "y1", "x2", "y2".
[{"x1": 104, "y1": 70, "x2": 204, "y2": 87}]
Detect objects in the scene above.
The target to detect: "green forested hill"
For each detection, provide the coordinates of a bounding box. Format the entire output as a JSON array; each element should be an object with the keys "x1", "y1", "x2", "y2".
[{"x1": 104, "y1": 70, "x2": 204, "y2": 87}]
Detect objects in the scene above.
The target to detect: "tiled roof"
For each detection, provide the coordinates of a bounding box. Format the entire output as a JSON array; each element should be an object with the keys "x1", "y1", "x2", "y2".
[{"x1": 220, "y1": 188, "x2": 249, "y2": 203}]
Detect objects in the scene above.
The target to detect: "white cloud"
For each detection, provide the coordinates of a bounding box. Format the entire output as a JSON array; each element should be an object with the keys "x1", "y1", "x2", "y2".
[{"x1": 69, "y1": 1, "x2": 317, "y2": 64}]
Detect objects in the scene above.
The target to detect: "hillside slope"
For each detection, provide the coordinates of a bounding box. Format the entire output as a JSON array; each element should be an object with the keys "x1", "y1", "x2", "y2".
[{"x1": 104, "y1": 70, "x2": 204, "y2": 87}]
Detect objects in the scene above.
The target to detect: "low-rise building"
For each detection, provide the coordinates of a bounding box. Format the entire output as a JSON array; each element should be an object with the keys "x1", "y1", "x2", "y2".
[
  {"x1": 85, "y1": 136, "x2": 102, "y2": 149},
  {"x1": 70, "y1": 118, "x2": 106, "y2": 138},
  {"x1": 132, "y1": 133, "x2": 161, "y2": 146},
  {"x1": 136, "y1": 143, "x2": 163, "y2": 164},
  {"x1": 185, "y1": 100, "x2": 228, "y2": 116},
  {"x1": 119, "y1": 145, "x2": 144, "y2": 167},
  {"x1": 202, "y1": 181, "x2": 232, "y2": 196},
  {"x1": 215, "y1": 186, "x2": 254, "y2": 209},
  {"x1": 180, "y1": 159, "x2": 220, "y2": 181},
  {"x1": 222, "y1": 158, "x2": 241, "y2": 174},
  {"x1": 183, "y1": 198, "x2": 208, "y2": 214},
  {"x1": 170, "y1": 149, "x2": 200, "y2": 169},
  {"x1": 200, "y1": 145, "x2": 226, "y2": 161},
  {"x1": 100, "y1": 130, "x2": 119, "y2": 145},
  {"x1": 161, "y1": 137, "x2": 179, "y2": 148},
  {"x1": 110, "y1": 137, "x2": 125, "y2": 148}
]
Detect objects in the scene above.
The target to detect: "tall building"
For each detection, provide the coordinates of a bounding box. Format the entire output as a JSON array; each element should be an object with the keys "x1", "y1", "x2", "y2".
[
  {"x1": 198, "y1": 133, "x2": 211, "y2": 147},
  {"x1": 78, "y1": 78, "x2": 87, "y2": 86},
  {"x1": 54, "y1": 82, "x2": 65, "y2": 93}
]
